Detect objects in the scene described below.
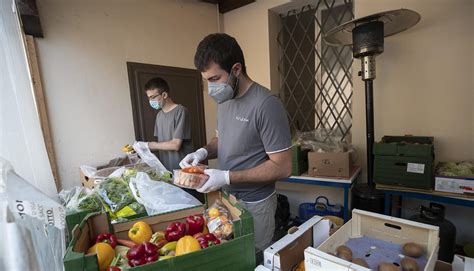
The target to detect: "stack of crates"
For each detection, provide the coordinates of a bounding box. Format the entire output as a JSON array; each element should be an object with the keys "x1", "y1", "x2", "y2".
[{"x1": 374, "y1": 136, "x2": 434, "y2": 189}]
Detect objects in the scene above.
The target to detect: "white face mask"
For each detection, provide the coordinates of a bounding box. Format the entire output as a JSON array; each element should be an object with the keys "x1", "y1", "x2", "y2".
[{"x1": 208, "y1": 72, "x2": 238, "y2": 104}]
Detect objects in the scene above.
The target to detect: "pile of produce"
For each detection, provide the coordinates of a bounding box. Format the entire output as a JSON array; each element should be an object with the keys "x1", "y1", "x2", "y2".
[
  {"x1": 437, "y1": 161, "x2": 474, "y2": 177},
  {"x1": 62, "y1": 164, "x2": 174, "y2": 221},
  {"x1": 330, "y1": 241, "x2": 426, "y2": 271},
  {"x1": 87, "y1": 202, "x2": 234, "y2": 270}
]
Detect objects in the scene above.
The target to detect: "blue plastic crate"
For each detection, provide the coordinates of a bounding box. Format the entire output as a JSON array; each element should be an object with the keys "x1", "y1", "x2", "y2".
[{"x1": 298, "y1": 196, "x2": 343, "y2": 222}]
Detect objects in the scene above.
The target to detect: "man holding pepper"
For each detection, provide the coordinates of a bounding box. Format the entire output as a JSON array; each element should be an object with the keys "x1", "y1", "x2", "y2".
[{"x1": 180, "y1": 33, "x2": 292, "y2": 252}]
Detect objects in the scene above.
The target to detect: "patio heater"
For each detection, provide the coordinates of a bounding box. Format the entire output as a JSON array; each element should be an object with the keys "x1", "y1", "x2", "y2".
[{"x1": 324, "y1": 9, "x2": 421, "y2": 212}]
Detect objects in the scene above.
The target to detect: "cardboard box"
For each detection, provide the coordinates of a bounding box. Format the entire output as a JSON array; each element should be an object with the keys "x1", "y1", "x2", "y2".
[
  {"x1": 64, "y1": 191, "x2": 255, "y2": 271},
  {"x1": 435, "y1": 176, "x2": 474, "y2": 195},
  {"x1": 308, "y1": 152, "x2": 353, "y2": 178},
  {"x1": 264, "y1": 216, "x2": 330, "y2": 271},
  {"x1": 304, "y1": 209, "x2": 440, "y2": 271},
  {"x1": 435, "y1": 260, "x2": 452, "y2": 271}
]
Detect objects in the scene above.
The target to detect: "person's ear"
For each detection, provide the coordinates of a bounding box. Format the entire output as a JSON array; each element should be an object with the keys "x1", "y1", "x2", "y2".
[
  {"x1": 232, "y1": 63, "x2": 243, "y2": 77},
  {"x1": 162, "y1": 91, "x2": 168, "y2": 99}
]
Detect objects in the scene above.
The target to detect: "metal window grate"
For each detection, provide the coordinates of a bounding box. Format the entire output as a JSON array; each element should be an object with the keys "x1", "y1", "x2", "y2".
[{"x1": 277, "y1": 0, "x2": 354, "y2": 142}]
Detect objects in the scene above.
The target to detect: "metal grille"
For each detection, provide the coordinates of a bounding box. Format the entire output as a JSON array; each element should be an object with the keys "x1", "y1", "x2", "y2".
[{"x1": 277, "y1": 0, "x2": 353, "y2": 142}]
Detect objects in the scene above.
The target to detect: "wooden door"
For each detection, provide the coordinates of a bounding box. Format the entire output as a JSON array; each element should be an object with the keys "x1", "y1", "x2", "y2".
[{"x1": 127, "y1": 62, "x2": 207, "y2": 151}]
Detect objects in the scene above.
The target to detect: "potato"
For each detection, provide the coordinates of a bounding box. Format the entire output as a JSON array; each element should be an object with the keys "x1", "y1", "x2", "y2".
[
  {"x1": 335, "y1": 245, "x2": 353, "y2": 262},
  {"x1": 336, "y1": 245, "x2": 353, "y2": 257},
  {"x1": 378, "y1": 262, "x2": 400, "y2": 271},
  {"x1": 337, "y1": 251, "x2": 353, "y2": 262},
  {"x1": 402, "y1": 243, "x2": 424, "y2": 258},
  {"x1": 352, "y1": 258, "x2": 369, "y2": 268},
  {"x1": 401, "y1": 258, "x2": 419, "y2": 271}
]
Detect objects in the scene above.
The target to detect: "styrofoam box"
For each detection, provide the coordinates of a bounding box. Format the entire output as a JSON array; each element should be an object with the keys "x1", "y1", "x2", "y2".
[
  {"x1": 304, "y1": 209, "x2": 440, "y2": 271},
  {"x1": 435, "y1": 176, "x2": 474, "y2": 194}
]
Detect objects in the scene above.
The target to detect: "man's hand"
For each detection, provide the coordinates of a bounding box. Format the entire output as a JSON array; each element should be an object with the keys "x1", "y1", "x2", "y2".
[
  {"x1": 179, "y1": 148, "x2": 208, "y2": 168},
  {"x1": 197, "y1": 169, "x2": 230, "y2": 193}
]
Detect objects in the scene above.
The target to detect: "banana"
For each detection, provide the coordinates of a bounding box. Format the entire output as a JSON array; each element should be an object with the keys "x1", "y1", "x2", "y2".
[{"x1": 159, "y1": 241, "x2": 177, "y2": 256}]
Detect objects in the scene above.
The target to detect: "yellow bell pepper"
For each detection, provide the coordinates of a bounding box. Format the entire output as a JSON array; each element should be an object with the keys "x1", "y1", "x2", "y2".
[
  {"x1": 87, "y1": 243, "x2": 115, "y2": 271},
  {"x1": 175, "y1": 236, "x2": 201, "y2": 256},
  {"x1": 128, "y1": 221, "x2": 153, "y2": 244}
]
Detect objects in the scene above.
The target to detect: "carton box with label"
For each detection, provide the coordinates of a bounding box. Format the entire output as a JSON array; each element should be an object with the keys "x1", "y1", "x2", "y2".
[{"x1": 435, "y1": 176, "x2": 474, "y2": 195}]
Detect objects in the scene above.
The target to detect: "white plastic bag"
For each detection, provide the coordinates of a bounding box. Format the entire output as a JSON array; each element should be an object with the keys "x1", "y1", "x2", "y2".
[
  {"x1": 133, "y1": 142, "x2": 170, "y2": 174},
  {"x1": 0, "y1": 158, "x2": 66, "y2": 271},
  {"x1": 129, "y1": 172, "x2": 200, "y2": 215}
]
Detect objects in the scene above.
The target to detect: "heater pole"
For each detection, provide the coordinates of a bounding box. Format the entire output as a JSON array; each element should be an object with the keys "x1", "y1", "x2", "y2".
[{"x1": 365, "y1": 79, "x2": 375, "y2": 186}]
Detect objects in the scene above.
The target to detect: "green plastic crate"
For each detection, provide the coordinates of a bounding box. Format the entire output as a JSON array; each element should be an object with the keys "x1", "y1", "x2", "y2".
[
  {"x1": 374, "y1": 136, "x2": 434, "y2": 189},
  {"x1": 292, "y1": 145, "x2": 309, "y2": 176},
  {"x1": 65, "y1": 209, "x2": 147, "y2": 243},
  {"x1": 63, "y1": 191, "x2": 255, "y2": 271},
  {"x1": 373, "y1": 136, "x2": 434, "y2": 158},
  {"x1": 374, "y1": 156, "x2": 434, "y2": 189}
]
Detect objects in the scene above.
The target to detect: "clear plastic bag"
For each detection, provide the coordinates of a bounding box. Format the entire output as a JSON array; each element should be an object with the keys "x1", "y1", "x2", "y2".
[
  {"x1": 62, "y1": 186, "x2": 104, "y2": 213},
  {"x1": 203, "y1": 199, "x2": 234, "y2": 240},
  {"x1": 96, "y1": 177, "x2": 135, "y2": 212},
  {"x1": 129, "y1": 172, "x2": 201, "y2": 215},
  {"x1": 133, "y1": 141, "x2": 170, "y2": 173}
]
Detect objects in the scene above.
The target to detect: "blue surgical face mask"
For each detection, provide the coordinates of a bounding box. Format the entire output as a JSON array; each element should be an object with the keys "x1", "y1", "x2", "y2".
[
  {"x1": 208, "y1": 72, "x2": 239, "y2": 104},
  {"x1": 149, "y1": 100, "x2": 160, "y2": 110}
]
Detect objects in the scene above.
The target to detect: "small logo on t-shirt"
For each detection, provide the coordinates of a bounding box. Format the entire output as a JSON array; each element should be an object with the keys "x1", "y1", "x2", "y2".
[{"x1": 236, "y1": 116, "x2": 249, "y2": 122}]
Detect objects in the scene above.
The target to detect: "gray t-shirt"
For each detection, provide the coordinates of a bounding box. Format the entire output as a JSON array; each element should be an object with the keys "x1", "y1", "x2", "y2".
[
  {"x1": 154, "y1": 104, "x2": 193, "y2": 171},
  {"x1": 217, "y1": 83, "x2": 291, "y2": 202}
]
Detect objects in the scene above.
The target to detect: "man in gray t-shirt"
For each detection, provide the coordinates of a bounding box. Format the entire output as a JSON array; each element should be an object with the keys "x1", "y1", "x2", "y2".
[
  {"x1": 140, "y1": 77, "x2": 193, "y2": 170},
  {"x1": 180, "y1": 34, "x2": 292, "y2": 250}
]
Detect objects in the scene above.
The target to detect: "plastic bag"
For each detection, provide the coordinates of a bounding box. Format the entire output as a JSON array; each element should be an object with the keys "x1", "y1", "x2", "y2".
[
  {"x1": 133, "y1": 141, "x2": 170, "y2": 174},
  {"x1": 129, "y1": 172, "x2": 201, "y2": 215},
  {"x1": 203, "y1": 199, "x2": 234, "y2": 240},
  {"x1": 96, "y1": 177, "x2": 135, "y2": 212},
  {"x1": 0, "y1": 158, "x2": 66, "y2": 271},
  {"x1": 62, "y1": 186, "x2": 104, "y2": 213}
]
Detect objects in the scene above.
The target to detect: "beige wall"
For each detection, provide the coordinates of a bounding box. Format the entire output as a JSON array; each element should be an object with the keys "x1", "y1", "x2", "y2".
[
  {"x1": 36, "y1": 0, "x2": 218, "y2": 189},
  {"x1": 223, "y1": 0, "x2": 474, "y2": 242}
]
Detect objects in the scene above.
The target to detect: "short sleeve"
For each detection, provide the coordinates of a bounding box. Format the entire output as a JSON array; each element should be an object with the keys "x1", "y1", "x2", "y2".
[
  {"x1": 173, "y1": 106, "x2": 192, "y2": 140},
  {"x1": 257, "y1": 96, "x2": 292, "y2": 153},
  {"x1": 153, "y1": 113, "x2": 159, "y2": 138}
]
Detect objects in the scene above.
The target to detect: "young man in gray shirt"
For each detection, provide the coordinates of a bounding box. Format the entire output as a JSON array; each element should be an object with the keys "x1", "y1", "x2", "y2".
[
  {"x1": 140, "y1": 77, "x2": 194, "y2": 171},
  {"x1": 180, "y1": 33, "x2": 292, "y2": 251}
]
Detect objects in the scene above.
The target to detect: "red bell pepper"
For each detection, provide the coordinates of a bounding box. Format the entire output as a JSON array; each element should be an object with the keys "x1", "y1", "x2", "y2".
[
  {"x1": 165, "y1": 222, "x2": 186, "y2": 242},
  {"x1": 186, "y1": 214, "x2": 205, "y2": 236},
  {"x1": 126, "y1": 242, "x2": 159, "y2": 267},
  {"x1": 195, "y1": 233, "x2": 220, "y2": 249},
  {"x1": 95, "y1": 233, "x2": 118, "y2": 248}
]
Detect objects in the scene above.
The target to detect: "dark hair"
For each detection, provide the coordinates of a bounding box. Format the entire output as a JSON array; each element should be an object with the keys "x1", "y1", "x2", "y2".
[
  {"x1": 144, "y1": 77, "x2": 170, "y2": 94},
  {"x1": 194, "y1": 33, "x2": 247, "y2": 74}
]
